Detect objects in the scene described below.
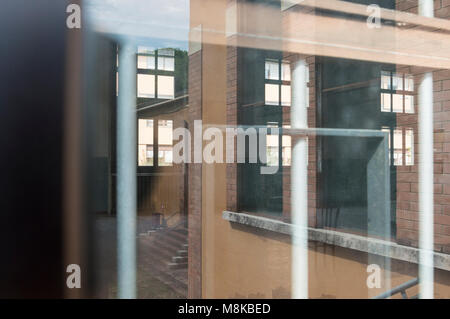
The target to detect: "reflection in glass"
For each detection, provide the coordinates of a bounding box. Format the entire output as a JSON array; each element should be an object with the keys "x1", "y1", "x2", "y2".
[
  {"x1": 137, "y1": 74, "x2": 155, "y2": 98},
  {"x1": 265, "y1": 83, "x2": 279, "y2": 105},
  {"x1": 138, "y1": 119, "x2": 154, "y2": 166},
  {"x1": 157, "y1": 76, "x2": 174, "y2": 99},
  {"x1": 158, "y1": 120, "x2": 173, "y2": 166}
]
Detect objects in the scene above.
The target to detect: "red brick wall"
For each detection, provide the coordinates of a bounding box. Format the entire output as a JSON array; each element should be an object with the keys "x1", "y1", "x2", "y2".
[
  {"x1": 187, "y1": 50, "x2": 202, "y2": 298},
  {"x1": 394, "y1": 1, "x2": 450, "y2": 253},
  {"x1": 226, "y1": 43, "x2": 238, "y2": 212}
]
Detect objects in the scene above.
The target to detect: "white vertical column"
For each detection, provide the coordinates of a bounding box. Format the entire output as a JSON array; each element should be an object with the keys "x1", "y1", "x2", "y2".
[
  {"x1": 117, "y1": 42, "x2": 137, "y2": 299},
  {"x1": 418, "y1": 0, "x2": 434, "y2": 300},
  {"x1": 291, "y1": 58, "x2": 308, "y2": 299}
]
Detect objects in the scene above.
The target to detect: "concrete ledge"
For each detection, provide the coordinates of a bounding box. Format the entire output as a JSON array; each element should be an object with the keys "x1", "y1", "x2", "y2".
[{"x1": 223, "y1": 211, "x2": 450, "y2": 272}]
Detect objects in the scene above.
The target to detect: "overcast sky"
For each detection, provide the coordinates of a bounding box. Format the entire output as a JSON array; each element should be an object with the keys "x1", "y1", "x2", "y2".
[{"x1": 85, "y1": 0, "x2": 190, "y2": 50}]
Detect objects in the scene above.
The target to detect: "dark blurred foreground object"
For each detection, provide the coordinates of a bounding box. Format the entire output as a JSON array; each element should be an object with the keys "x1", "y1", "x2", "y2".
[{"x1": 0, "y1": 0, "x2": 72, "y2": 298}]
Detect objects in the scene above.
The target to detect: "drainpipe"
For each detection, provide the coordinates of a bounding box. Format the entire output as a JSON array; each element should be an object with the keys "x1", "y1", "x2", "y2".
[
  {"x1": 418, "y1": 0, "x2": 434, "y2": 299},
  {"x1": 117, "y1": 42, "x2": 137, "y2": 299},
  {"x1": 291, "y1": 58, "x2": 308, "y2": 299}
]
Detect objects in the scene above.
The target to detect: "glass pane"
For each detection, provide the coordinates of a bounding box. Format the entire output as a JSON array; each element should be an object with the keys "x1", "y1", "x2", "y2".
[
  {"x1": 381, "y1": 93, "x2": 391, "y2": 112},
  {"x1": 82, "y1": 0, "x2": 450, "y2": 302},
  {"x1": 158, "y1": 48, "x2": 175, "y2": 56},
  {"x1": 137, "y1": 74, "x2": 155, "y2": 98},
  {"x1": 158, "y1": 120, "x2": 173, "y2": 166},
  {"x1": 282, "y1": 62, "x2": 291, "y2": 81},
  {"x1": 137, "y1": 46, "x2": 155, "y2": 54},
  {"x1": 405, "y1": 75, "x2": 414, "y2": 91},
  {"x1": 138, "y1": 119, "x2": 154, "y2": 166},
  {"x1": 265, "y1": 83, "x2": 279, "y2": 105},
  {"x1": 393, "y1": 73, "x2": 403, "y2": 90},
  {"x1": 381, "y1": 127, "x2": 391, "y2": 164},
  {"x1": 393, "y1": 129, "x2": 403, "y2": 166},
  {"x1": 265, "y1": 60, "x2": 279, "y2": 80},
  {"x1": 405, "y1": 128, "x2": 414, "y2": 166},
  {"x1": 157, "y1": 75, "x2": 174, "y2": 99},
  {"x1": 393, "y1": 93, "x2": 403, "y2": 113},
  {"x1": 282, "y1": 125, "x2": 291, "y2": 166},
  {"x1": 137, "y1": 55, "x2": 155, "y2": 69},
  {"x1": 266, "y1": 133, "x2": 278, "y2": 167},
  {"x1": 158, "y1": 56, "x2": 175, "y2": 71},
  {"x1": 381, "y1": 71, "x2": 391, "y2": 90},
  {"x1": 281, "y1": 84, "x2": 291, "y2": 106},
  {"x1": 405, "y1": 95, "x2": 414, "y2": 113}
]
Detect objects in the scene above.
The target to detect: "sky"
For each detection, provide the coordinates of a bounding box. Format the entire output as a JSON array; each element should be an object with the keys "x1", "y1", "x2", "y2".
[{"x1": 85, "y1": 0, "x2": 190, "y2": 50}]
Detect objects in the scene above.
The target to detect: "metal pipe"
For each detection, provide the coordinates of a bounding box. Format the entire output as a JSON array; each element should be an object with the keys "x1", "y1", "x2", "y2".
[
  {"x1": 418, "y1": 0, "x2": 434, "y2": 300},
  {"x1": 291, "y1": 58, "x2": 308, "y2": 299},
  {"x1": 117, "y1": 42, "x2": 137, "y2": 299}
]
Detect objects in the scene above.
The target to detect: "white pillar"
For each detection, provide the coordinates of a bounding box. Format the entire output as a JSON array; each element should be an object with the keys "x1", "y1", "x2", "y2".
[
  {"x1": 117, "y1": 42, "x2": 137, "y2": 299},
  {"x1": 418, "y1": 0, "x2": 434, "y2": 299},
  {"x1": 291, "y1": 58, "x2": 308, "y2": 299}
]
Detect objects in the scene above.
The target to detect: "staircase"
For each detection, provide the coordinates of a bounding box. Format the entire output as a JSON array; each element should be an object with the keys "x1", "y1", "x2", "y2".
[{"x1": 138, "y1": 226, "x2": 188, "y2": 296}]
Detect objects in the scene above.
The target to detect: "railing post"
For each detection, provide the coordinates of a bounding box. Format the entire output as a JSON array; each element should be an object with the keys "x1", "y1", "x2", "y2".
[
  {"x1": 117, "y1": 42, "x2": 137, "y2": 299},
  {"x1": 291, "y1": 58, "x2": 308, "y2": 299},
  {"x1": 418, "y1": 0, "x2": 434, "y2": 300}
]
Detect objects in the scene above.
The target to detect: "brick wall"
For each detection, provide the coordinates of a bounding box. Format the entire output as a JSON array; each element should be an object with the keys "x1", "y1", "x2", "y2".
[
  {"x1": 187, "y1": 50, "x2": 202, "y2": 298},
  {"x1": 394, "y1": 0, "x2": 450, "y2": 253},
  {"x1": 226, "y1": 43, "x2": 238, "y2": 212}
]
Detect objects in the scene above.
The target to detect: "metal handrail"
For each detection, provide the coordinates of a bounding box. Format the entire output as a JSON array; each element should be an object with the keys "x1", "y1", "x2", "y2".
[{"x1": 373, "y1": 278, "x2": 419, "y2": 299}]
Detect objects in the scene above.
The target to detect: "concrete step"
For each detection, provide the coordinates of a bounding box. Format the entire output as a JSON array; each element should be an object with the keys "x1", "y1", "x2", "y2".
[
  {"x1": 154, "y1": 237, "x2": 183, "y2": 254},
  {"x1": 172, "y1": 256, "x2": 188, "y2": 263},
  {"x1": 162, "y1": 233, "x2": 187, "y2": 248},
  {"x1": 139, "y1": 237, "x2": 173, "y2": 261},
  {"x1": 173, "y1": 228, "x2": 188, "y2": 236},
  {"x1": 168, "y1": 262, "x2": 188, "y2": 270},
  {"x1": 177, "y1": 250, "x2": 188, "y2": 257},
  {"x1": 145, "y1": 262, "x2": 187, "y2": 295},
  {"x1": 168, "y1": 229, "x2": 188, "y2": 242}
]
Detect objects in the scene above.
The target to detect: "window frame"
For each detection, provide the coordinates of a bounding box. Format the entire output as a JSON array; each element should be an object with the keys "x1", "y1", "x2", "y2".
[
  {"x1": 380, "y1": 71, "x2": 415, "y2": 114},
  {"x1": 264, "y1": 59, "x2": 292, "y2": 107},
  {"x1": 136, "y1": 48, "x2": 176, "y2": 100}
]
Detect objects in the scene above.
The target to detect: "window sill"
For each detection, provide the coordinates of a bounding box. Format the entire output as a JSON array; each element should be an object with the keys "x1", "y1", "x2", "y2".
[{"x1": 222, "y1": 210, "x2": 450, "y2": 272}]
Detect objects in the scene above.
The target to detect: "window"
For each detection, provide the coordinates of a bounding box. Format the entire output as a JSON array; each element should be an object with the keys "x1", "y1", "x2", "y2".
[
  {"x1": 264, "y1": 59, "x2": 292, "y2": 106},
  {"x1": 382, "y1": 126, "x2": 414, "y2": 166},
  {"x1": 137, "y1": 74, "x2": 155, "y2": 98},
  {"x1": 393, "y1": 129, "x2": 403, "y2": 166},
  {"x1": 138, "y1": 119, "x2": 154, "y2": 166},
  {"x1": 265, "y1": 84, "x2": 279, "y2": 106},
  {"x1": 266, "y1": 123, "x2": 279, "y2": 167},
  {"x1": 282, "y1": 125, "x2": 291, "y2": 166},
  {"x1": 158, "y1": 56, "x2": 175, "y2": 71},
  {"x1": 135, "y1": 47, "x2": 176, "y2": 100},
  {"x1": 138, "y1": 119, "x2": 174, "y2": 167},
  {"x1": 405, "y1": 128, "x2": 414, "y2": 166},
  {"x1": 265, "y1": 60, "x2": 279, "y2": 80},
  {"x1": 281, "y1": 85, "x2": 291, "y2": 106},
  {"x1": 158, "y1": 120, "x2": 173, "y2": 166},
  {"x1": 264, "y1": 123, "x2": 292, "y2": 167},
  {"x1": 137, "y1": 46, "x2": 156, "y2": 70},
  {"x1": 138, "y1": 55, "x2": 155, "y2": 70},
  {"x1": 157, "y1": 75, "x2": 175, "y2": 99},
  {"x1": 380, "y1": 71, "x2": 414, "y2": 113}
]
